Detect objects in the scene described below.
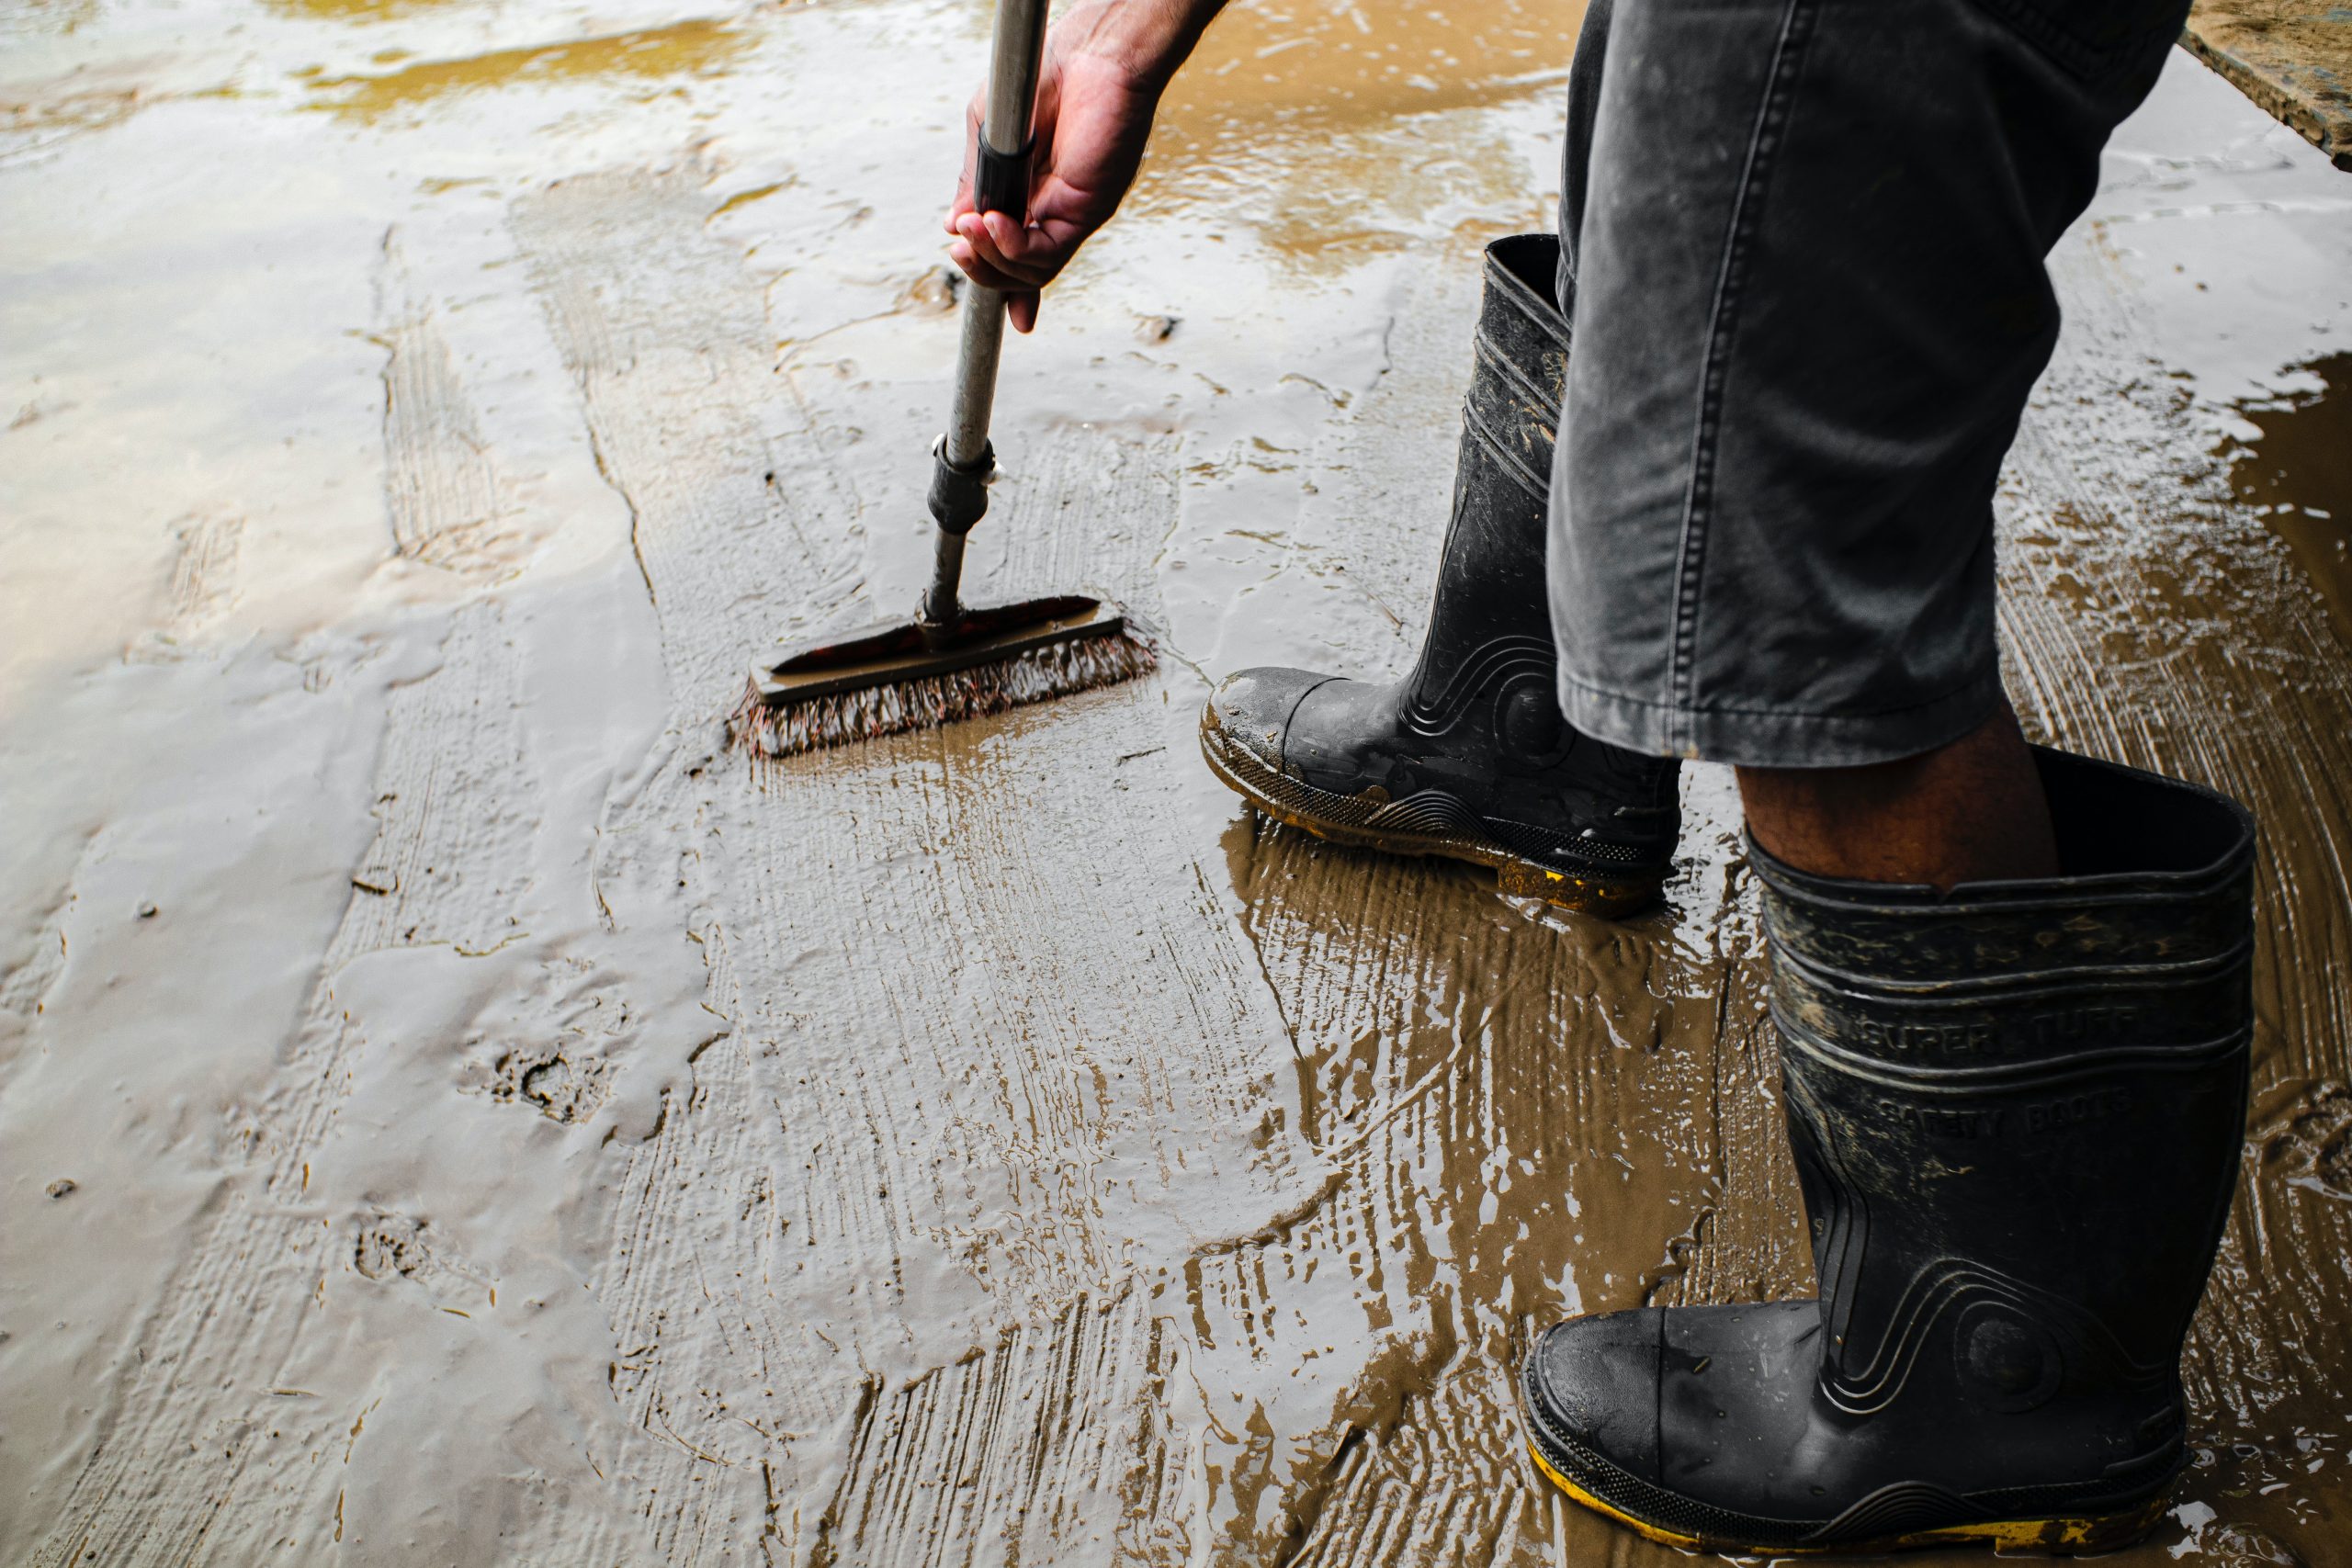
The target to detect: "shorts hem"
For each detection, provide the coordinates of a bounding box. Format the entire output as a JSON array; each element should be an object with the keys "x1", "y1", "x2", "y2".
[{"x1": 1557, "y1": 667, "x2": 2007, "y2": 768}]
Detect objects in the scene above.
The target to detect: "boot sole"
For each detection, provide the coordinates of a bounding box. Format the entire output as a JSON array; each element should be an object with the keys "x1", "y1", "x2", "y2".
[
  {"x1": 1199, "y1": 715, "x2": 1664, "y2": 917},
  {"x1": 1526, "y1": 1436, "x2": 2172, "y2": 1558}
]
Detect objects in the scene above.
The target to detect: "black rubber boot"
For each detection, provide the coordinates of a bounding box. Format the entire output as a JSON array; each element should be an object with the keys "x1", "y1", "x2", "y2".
[
  {"x1": 1521, "y1": 747, "x2": 2256, "y2": 1554},
  {"x1": 1199, "y1": 234, "x2": 1679, "y2": 917}
]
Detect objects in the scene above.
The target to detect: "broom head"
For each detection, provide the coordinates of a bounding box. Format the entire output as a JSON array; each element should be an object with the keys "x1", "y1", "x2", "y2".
[{"x1": 730, "y1": 595, "x2": 1155, "y2": 758}]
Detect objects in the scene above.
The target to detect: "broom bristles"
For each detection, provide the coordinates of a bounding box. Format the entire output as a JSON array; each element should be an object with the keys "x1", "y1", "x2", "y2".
[{"x1": 729, "y1": 630, "x2": 1156, "y2": 759}]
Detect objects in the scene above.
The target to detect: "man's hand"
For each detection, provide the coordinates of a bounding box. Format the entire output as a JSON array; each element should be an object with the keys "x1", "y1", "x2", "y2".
[{"x1": 945, "y1": 0, "x2": 1226, "y2": 333}]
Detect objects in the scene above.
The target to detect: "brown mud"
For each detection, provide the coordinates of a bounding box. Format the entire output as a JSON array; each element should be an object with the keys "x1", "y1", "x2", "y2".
[
  {"x1": 1, "y1": 0, "x2": 2348, "y2": 1563},
  {"x1": 2225, "y1": 353, "x2": 2352, "y2": 643}
]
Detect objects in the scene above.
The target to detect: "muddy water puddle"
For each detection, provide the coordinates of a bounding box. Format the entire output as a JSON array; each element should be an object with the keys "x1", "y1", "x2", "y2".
[
  {"x1": 305, "y1": 17, "x2": 747, "y2": 121},
  {"x1": 2226, "y1": 352, "x2": 2352, "y2": 644},
  {"x1": 1144, "y1": 0, "x2": 1582, "y2": 264},
  {"x1": 1, "y1": 0, "x2": 2348, "y2": 1562}
]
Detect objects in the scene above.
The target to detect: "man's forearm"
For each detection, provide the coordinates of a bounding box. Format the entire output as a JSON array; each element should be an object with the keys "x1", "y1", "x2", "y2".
[{"x1": 1061, "y1": 0, "x2": 1231, "y2": 96}]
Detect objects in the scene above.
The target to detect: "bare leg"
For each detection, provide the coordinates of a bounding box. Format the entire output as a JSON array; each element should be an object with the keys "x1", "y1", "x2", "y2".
[{"x1": 1736, "y1": 701, "x2": 2058, "y2": 890}]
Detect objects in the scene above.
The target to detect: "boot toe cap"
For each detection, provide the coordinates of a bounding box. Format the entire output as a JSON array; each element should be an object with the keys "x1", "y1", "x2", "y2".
[
  {"x1": 1207, "y1": 667, "x2": 1329, "y2": 769},
  {"x1": 1525, "y1": 1309, "x2": 1663, "y2": 1483}
]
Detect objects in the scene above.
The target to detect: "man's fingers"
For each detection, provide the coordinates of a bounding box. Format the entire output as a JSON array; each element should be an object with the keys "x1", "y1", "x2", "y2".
[
  {"x1": 958, "y1": 210, "x2": 1029, "y2": 274},
  {"x1": 980, "y1": 209, "x2": 1078, "y2": 283},
  {"x1": 946, "y1": 239, "x2": 1029, "y2": 296},
  {"x1": 955, "y1": 212, "x2": 1059, "y2": 288},
  {"x1": 954, "y1": 212, "x2": 1021, "y2": 280},
  {"x1": 944, "y1": 239, "x2": 1042, "y2": 330},
  {"x1": 981, "y1": 209, "x2": 1028, "y2": 261}
]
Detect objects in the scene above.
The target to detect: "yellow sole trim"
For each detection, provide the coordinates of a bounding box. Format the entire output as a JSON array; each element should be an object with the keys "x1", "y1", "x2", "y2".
[{"x1": 1525, "y1": 1438, "x2": 2171, "y2": 1557}]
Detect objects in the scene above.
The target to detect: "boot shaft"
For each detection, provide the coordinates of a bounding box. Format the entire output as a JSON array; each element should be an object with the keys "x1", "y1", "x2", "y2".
[
  {"x1": 1755, "y1": 748, "x2": 2256, "y2": 1420},
  {"x1": 1465, "y1": 232, "x2": 1573, "y2": 501},
  {"x1": 1403, "y1": 235, "x2": 1570, "y2": 739}
]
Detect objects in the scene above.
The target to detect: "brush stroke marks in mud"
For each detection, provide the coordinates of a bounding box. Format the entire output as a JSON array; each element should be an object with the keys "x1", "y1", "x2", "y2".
[
  {"x1": 8, "y1": 7, "x2": 2352, "y2": 1564},
  {"x1": 23, "y1": 659, "x2": 535, "y2": 1562},
  {"x1": 122, "y1": 513, "x2": 246, "y2": 663},
  {"x1": 376, "y1": 236, "x2": 532, "y2": 581},
  {"x1": 15, "y1": 220, "x2": 713, "y2": 1567},
  {"x1": 1196, "y1": 797, "x2": 1780, "y2": 1564},
  {"x1": 506, "y1": 165, "x2": 1306, "y2": 1562}
]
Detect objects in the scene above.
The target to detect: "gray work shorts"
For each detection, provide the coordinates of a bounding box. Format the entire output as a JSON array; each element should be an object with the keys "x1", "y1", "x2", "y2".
[{"x1": 1546, "y1": 0, "x2": 2189, "y2": 767}]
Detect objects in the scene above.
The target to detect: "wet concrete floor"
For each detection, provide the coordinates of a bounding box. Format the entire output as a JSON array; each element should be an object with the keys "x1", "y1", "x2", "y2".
[{"x1": 2, "y1": 0, "x2": 2348, "y2": 1562}]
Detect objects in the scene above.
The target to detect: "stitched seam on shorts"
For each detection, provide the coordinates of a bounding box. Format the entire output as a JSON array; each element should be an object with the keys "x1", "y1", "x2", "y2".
[
  {"x1": 1666, "y1": 0, "x2": 1824, "y2": 751},
  {"x1": 1559, "y1": 665, "x2": 1998, "y2": 722}
]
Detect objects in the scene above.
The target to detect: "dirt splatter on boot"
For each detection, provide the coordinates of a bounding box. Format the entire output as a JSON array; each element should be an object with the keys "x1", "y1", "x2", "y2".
[
  {"x1": 1199, "y1": 234, "x2": 1679, "y2": 917},
  {"x1": 1521, "y1": 746, "x2": 2256, "y2": 1553}
]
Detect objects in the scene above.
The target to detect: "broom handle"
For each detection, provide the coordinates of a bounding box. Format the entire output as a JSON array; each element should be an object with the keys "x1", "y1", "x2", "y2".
[{"x1": 923, "y1": 0, "x2": 1052, "y2": 626}]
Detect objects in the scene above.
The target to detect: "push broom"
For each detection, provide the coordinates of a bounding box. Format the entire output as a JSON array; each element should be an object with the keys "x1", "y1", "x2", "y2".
[{"x1": 729, "y1": 0, "x2": 1154, "y2": 759}]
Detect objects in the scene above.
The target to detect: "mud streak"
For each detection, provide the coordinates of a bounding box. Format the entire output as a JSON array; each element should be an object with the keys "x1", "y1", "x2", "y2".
[{"x1": 510, "y1": 168, "x2": 1309, "y2": 1564}]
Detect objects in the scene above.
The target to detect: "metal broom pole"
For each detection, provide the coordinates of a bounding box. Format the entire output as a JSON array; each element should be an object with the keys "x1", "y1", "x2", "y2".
[{"x1": 922, "y1": 0, "x2": 1052, "y2": 628}]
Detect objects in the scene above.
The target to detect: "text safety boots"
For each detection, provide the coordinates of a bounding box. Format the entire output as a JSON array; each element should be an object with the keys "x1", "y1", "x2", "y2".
[
  {"x1": 1199, "y1": 234, "x2": 1679, "y2": 916},
  {"x1": 1522, "y1": 747, "x2": 2256, "y2": 1553}
]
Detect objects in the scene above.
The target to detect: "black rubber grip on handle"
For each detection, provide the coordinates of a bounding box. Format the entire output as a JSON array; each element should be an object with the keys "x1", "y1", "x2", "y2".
[
  {"x1": 928, "y1": 438, "x2": 995, "y2": 536},
  {"x1": 974, "y1": 136, "x2": 1033, "y2": 220}
]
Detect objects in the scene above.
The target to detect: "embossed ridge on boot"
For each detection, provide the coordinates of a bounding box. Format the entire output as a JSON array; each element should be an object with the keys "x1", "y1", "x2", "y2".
[{"x1": 1400, "y1": 635, "x2": 1554, "y2": 738}]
